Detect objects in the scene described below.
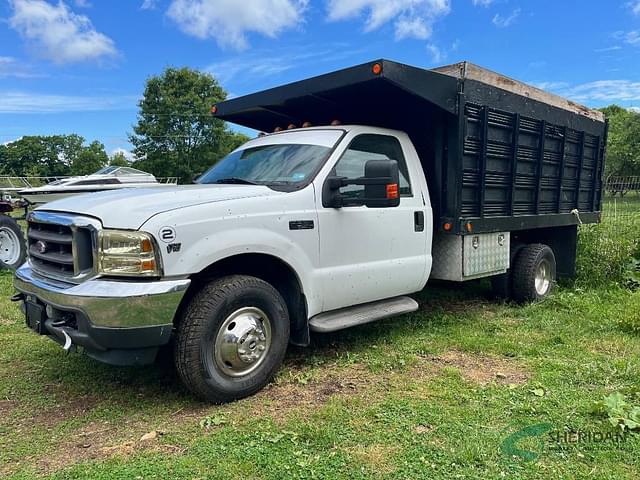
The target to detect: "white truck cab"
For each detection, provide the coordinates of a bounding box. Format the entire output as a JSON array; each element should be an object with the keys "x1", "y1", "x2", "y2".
[{"x1": 13, "y1": 60, "x2": 607, "y2": 403}]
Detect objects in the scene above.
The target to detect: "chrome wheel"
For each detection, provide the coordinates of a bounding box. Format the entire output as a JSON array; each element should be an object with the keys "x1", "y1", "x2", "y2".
[
  {"x1": 534, "y1": 259, "x2": 552, "y2": 296},
  {"x1": 214, "y1": 307, "x2": 272, "y2": 378},
  {"x1": 0, "y1": 226, "x2": 21, "y2": 266}
]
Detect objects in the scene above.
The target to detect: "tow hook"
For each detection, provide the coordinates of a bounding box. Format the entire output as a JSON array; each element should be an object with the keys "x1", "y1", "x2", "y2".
[
  {"x1": 61, "y1": 330, "x2": 73, "y2": 353},
  {"x1": 10, "y1": 293, "x2": 25, "y2": 302}
]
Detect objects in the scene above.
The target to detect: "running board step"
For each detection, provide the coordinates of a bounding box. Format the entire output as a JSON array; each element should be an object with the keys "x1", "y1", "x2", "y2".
[{"x1": 309, "y1": 296, "x2": 419, "y2": 333}]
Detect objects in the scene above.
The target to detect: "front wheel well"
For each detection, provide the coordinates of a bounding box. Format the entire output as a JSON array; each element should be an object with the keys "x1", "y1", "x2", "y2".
[{"x1": 176, "y1": 254, "x2": 309, "y2": 346}]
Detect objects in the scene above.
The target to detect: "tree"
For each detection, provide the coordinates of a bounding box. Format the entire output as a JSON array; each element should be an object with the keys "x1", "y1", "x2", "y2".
[
  {"x1": 600, "y1": 105, "x2": 640, "y2": 178},
  {"x1": 0, "y1": 135, "x2": 108, "y2": 177},
  {"x1": 70, "y1": 140, "x2": 108, "y2": 175},
  {"x1": 129, "y1": 67, "x2": 249, "y2": 183},
  {"x1": 109, "y1": 151, "x2": 130, "y2": 167}
]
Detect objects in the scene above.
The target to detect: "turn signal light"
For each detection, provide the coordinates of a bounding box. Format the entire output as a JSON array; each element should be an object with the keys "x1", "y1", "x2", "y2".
[
  {"x1": 141, "y1": 238, "x2": 153, "y2": 253},
  {"x1": 386, "y1": 183, "x2": 399, "y2": 199},
  {"x1": 465, "y1": 222, "x2": 473, "y2": 232},
  {"x1": 443, "y1": 222, "x2": 452, "y2": 231},
  {"x1": 372, "y1": 62, "x2": 383, "y2": 75}
]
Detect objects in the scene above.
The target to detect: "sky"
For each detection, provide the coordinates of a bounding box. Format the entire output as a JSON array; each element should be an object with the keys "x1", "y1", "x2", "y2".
[{"x1": 1, "y1": 0, "x2": 640, "y2": 159}]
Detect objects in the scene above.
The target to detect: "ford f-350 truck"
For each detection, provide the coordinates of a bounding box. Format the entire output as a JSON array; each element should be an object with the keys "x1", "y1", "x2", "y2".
[{"x1": 13, "y1": 60, "x2": 607, "y2": 403}]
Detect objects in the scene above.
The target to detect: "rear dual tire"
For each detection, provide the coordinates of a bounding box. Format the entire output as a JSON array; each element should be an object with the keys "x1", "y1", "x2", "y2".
[{"x1": 491, "y1": 243, "x2": 556, "y2": 303}]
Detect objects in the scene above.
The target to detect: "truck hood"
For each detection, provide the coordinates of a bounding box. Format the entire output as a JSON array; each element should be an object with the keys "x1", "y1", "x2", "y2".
[{"x1": 39, "y1": 184, "x2": 284, "y2": 229}]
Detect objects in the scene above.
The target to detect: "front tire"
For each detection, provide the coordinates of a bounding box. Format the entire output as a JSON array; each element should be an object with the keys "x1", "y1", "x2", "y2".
[
  {"x1": 0, "y1": 215, "x2": 26, "y2": 270},
  {"x1": 511, "y1": 244, "x2": 556, "y2": 303},
  {"x1": 174, "y1": 275, "x2": 290, "y2": 403}
]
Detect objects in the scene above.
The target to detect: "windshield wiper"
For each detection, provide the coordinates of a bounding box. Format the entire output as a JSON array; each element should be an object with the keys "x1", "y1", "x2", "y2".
[{"x1": 212, "y1": 177, "x2": 259, "y2": 185}]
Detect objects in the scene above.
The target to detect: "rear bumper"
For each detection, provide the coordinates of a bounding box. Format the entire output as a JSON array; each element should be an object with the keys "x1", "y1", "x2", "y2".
[{"x1": 14, "y1": 264, "x2": 190, "y2": 365}]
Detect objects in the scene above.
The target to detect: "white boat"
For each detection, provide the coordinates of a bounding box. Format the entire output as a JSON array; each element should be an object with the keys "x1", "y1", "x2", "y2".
[{"x1": 18, "y1": 166, "x2": 178, "y2": 205}]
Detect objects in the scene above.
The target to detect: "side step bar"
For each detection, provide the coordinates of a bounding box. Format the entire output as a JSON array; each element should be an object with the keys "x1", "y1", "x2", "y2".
[{"x1": 309, "y1": 296, "x2": 419, "y2": 333}]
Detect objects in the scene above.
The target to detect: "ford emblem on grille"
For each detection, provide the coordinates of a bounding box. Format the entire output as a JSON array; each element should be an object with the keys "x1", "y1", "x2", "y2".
[{"x1": 35, "y1": 240, "x2": 48, "y2": 254}]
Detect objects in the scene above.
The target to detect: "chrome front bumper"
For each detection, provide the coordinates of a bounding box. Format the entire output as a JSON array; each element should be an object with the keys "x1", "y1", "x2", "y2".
[{"x1": 14, "y1": 264, "x2": 190, "y2": 328}]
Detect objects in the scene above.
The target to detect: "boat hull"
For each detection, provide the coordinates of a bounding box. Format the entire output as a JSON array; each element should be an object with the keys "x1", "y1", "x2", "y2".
[{"x1": 19, "y1": 184, "x2": 174, "y2": 205}]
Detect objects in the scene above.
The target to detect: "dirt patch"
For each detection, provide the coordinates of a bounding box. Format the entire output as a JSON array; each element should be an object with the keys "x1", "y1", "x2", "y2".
[
  {"x1": 345, "y1": 444, "x2": 398, "y2": 475},
  {"x1": 36, "y1": 393, "x2": 101, "y2": 429},
  {"x1": 427, "y1": 350, "x2": 529, "y2": 386},
  {"x1": 4, "y1": 419, "x2": 187, "y2": 477},
  {"x1": 254, "y1": 363, "x2": 376, "y2": 422},
  {"x1": 0, "y1": 399, "x2": 17, "y2": 417}
]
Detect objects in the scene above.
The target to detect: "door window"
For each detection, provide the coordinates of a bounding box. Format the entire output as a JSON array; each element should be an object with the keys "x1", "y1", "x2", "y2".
[{"x1": 333, "y1": 134, "x2": 412, "y2": 200}]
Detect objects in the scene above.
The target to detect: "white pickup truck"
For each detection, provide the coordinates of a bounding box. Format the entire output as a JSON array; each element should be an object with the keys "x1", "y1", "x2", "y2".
[{"x1": 13, "y1": 60, "x2": 607, "y2": 403}]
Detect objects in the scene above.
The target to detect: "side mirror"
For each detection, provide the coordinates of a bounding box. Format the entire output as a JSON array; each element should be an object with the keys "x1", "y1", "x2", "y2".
[
  {"x1": 322, "y1": 159, "x2": 400, "y2": 208},
  {"x1": 363, "y1": 159, "x2": 400, "y2": 208}
]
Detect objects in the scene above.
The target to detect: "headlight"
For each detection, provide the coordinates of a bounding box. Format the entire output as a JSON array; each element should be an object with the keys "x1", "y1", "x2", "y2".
[{"x1": 98, "y1": 230, "x2": 161, "y2": 277}]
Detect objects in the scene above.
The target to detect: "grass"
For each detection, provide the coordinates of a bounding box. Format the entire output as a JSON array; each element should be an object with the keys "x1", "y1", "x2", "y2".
[
  {"x1": 1, "y1": 270, "x2": 640, "y2": 479},
  {"x1": 1, "y1": 198, "x2": 639, "y2": 479}
]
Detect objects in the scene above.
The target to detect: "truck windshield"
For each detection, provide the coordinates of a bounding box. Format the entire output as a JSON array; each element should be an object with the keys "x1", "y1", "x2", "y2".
[{"x1": 198, "y1": 130, "x2": 343, "y2": 187}]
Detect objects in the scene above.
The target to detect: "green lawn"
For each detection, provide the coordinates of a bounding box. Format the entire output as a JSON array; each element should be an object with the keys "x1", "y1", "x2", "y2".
[{"x1": 1, "y1": 266, "x2": 639, "y2": 479}]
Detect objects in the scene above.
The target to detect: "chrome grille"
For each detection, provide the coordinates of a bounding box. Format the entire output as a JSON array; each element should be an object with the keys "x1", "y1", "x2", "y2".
[
  {"x1": 28, "y1": 222, "x2": 74, "y2": 275},
  {"x1": 27, "y1": 211, "x2": 100, "y2": 284}
]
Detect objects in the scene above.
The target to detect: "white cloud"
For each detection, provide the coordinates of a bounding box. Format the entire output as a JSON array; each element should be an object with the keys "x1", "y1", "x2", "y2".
[
  {"x1": 166, "y1": 0, "x2": 307, "y2": 50},
  {"x1": 0, "y1": 56, "x2": 46, "y2": 79},
  {"x1": 141, "y1": 0, "x2": 157, "y2": 9},
  {"x1": 530, "y1": 81, "x2": 571, "y2": 91},
  {"x1": 492, "y1": 8, "x2": 520, "y2": 28},
  {"x1": 74, "y1": 0, "x2": 91, "y2": 7},
  {"x1": 205, "y1": 44, "x2": 366, "y2": 85},
  {"x1": 533, "y1": 80, "x2": 640, "y2": 104},
  {"x1": 326, "y1": 0, "x2": 451, "y2": 41},
  {"x1": 624, "y1": 31, "x2": 640, "y2": 45},
  {"x1": 565, "y1": 80, "x2": 640, "y2": 102},
  {"x1": 630, "y1": 1, "x2": 640, "y2": 15},
  {"x1": 472, "y1": 0, "x2": 494, "y2": 6},
  {"x1": 612, "y1": 30, "x2": 640, "y2": 46},
  {"x1": 8, "y1": 0, "x2": 117, "y2": 64},
  {"x1": 0, "y1": 91, "x2": 136, "y2": 114},
  {"x1": 595, "y1": 45, "x2": 622, "y2": 53},
  {"x1": 426, "y1": 43, "x2": 444, "y2": 63},
  {"x1": 629, "y1": 106, "x2": 640, "y2": 113},
  {"x1": 395, "y1": 17, "x2": 431, "y2": 40}
]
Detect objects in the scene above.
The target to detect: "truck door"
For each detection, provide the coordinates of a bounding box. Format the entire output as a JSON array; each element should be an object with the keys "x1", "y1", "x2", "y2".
[{"x1": 316, "y1": 133, "x2": 429, "y2": 312}]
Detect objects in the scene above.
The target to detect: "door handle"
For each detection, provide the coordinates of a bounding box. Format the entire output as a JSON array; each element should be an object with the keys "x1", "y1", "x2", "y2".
[{"x1": 414, "y1": 211, "x2": 425, "y2": 232}]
